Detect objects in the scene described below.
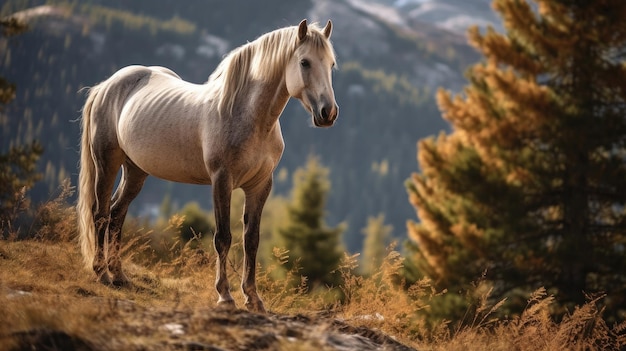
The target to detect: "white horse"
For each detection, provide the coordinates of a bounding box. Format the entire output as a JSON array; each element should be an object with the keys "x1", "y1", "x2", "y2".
[{"x1": 77, "y1": 19, "x2": 338, "y2": 313}]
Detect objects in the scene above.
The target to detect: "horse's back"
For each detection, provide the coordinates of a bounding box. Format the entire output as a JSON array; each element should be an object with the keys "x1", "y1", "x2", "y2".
[
  {"x1": 148, "y1": 66, "x2": 182, "y2": 80},
  {"x1": 89, "y1": 64, "x2": 283, "y2": 188},
  {"x1": 108, "y1": 66, "x2": 212, "y2": 184}
]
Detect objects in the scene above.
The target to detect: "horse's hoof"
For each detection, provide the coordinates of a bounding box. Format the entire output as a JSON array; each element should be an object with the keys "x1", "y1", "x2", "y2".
[
  {"x1": 96, "y1": 272, "x2": 113, "y2": 285},
  {"x1": 111, "y1": 277, "x2": 132, "y2": 288},
  {"x1": 110, "y1": 271, "x2": 132, "y2": 288},
  {"x1": 245, "y1": 300, "x2": 266, "y2": 314},
  {"x1": 216, "y1": 299, "x2": 237, "y2": 310}
]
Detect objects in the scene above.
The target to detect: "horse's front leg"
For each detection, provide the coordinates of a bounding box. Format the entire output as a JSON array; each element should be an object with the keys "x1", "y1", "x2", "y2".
[
  {"x1": 212, "y1": 171, "x2": 235, "y2": 308},
  {"x1": 241, "y1": 177, "x2": 272, "y2": 313}
]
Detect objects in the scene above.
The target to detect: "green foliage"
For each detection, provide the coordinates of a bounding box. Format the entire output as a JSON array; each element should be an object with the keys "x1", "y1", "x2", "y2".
[{"x1": 274, "y1": 155, "x2": 346, "y2": 291}]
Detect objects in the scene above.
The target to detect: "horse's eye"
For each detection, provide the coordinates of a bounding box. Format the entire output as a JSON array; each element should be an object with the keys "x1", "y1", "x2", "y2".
[{"x1": 300, "y1": 59, "x2": 310, "y2": 68}]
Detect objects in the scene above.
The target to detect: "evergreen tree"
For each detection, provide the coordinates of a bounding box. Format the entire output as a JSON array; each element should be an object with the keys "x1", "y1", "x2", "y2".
[
  {"x1": 0, "y1": 141, "x2": 43, "y2": 231},
  {"x1": 405, "y1": 0, "x2": 626, "y2": 320},
  {"x1": 275, "y1": 155, "x2": 345, "y2": 290},
  {"x1": 361, "y1": 213, "x2": 392, "y2": 276},
  {"x1": 0, "y1": 18, "x2": 27, "y2": 105},
  {"x1": 0, "y1": 18, "x2": 42, "y2": 235}
]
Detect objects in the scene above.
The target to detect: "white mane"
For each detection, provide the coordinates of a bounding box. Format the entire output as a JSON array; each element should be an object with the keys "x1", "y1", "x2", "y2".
[{"x1": 207, "y1": 23, "x2": 336, "y2": 117}]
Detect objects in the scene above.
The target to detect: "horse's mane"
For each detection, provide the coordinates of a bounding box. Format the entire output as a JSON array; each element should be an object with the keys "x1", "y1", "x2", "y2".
[{"x1": 208, "y1": 22, "x2": 335, "y2": 117}]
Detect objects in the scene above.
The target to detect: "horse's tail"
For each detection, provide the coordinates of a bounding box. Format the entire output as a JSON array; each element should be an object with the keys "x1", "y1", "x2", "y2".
[{"x1": 77, "y1": 84, "x2": 101, "y2": 269}]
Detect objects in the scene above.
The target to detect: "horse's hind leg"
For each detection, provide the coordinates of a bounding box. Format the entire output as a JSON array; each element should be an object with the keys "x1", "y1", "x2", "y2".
[
  {"x1": 107, "y1": 160, "x2": 147, "y2": 286},
  {"x1": 92, "y1": 147, "x2": 125, "y2": 285}
]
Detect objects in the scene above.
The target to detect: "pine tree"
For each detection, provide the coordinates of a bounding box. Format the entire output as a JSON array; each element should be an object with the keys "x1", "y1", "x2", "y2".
[
  {"x1": 405, "y1": 0, "x2": 626, "y2": 320},
  {"x1": 275, "y1": 155, "x2": 345, "y2": 290},
  {"x1": 0, "y1": 142, "x2": 43, "y2": 230},
  {"x1": 0, "y1": 18, "x2": 27, "y2": 105},
  {"x1": 361, "y1": 213, "x2": 392, "y2": 276},
  {"x1": 0, "y1": 18, "x2": 42, "y2": 235}
]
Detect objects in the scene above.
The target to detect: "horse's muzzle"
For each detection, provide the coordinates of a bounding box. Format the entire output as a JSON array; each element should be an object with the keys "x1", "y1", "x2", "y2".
[{"x1": 313, "y1": 103, "x2": 338, "y2": 127}]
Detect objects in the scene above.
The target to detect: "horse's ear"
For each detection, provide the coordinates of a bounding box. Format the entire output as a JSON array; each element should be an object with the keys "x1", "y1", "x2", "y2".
[
  {"x1": 298, "y1": 19, "x2": 308, "y2": 41},
  {"x1": 323, "y1": 20, "x2": 332, "y2": 39}
]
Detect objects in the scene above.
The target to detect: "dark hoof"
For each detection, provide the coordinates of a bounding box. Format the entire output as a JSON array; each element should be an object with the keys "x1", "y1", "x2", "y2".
[
  {"x1": 111, "y1": 278, "x2": 132, "y2": 288},
  {"x1": 110, "y1": 271, "x2": 132, "y2": 288},
  {"x1": 96, "y1": 271, "x2": 132, "y2": 289},
  {"x1": 245, "y1": 299, "x2": 266, "y2": 314},
  {"x1": 96, "y1": 271, "x2": 113, "y2": 285},
  {"x1": 216, "y1": 299, "x2": 237, "y2": 310}
]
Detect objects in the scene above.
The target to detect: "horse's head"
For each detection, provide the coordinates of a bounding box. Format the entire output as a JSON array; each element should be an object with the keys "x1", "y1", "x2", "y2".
[{"x1": 286, "y1": 20, "x2": 338, "y2": 127}]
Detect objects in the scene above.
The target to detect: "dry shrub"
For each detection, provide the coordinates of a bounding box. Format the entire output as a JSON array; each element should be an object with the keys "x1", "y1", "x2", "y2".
[
  {"x1": 122, "y1": 213, "x2": 227, "y2": 265},
  {"x1": 32, "y1": 179, "x2": 77, "y2": 242},
  {"x1": 328, "y1": 245, "x2": 439, "y2": 342},
  {"x1": 431, "y1": 288, "x2": 626, "y2": 351},
  {"x1": 257, "y1": 247, "x2": 319, "y2": 312},
  {"x1": 119, "y1": 213, "x2": 195, "y2": 268},
  {"x1": 0, "y1": 186, "x2": 29, "y2": 239},
  {"x1": 1, "y1": 179, "x2": 77, "y2": 241}
]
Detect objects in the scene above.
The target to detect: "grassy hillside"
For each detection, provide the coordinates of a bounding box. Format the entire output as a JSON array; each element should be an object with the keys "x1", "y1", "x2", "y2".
[
  {"x1": 1, "y1": 196, "x2": 624, "y2": 350},
  {"x1": 0, "y1": 241, "x2": 412, "y2": 350}
]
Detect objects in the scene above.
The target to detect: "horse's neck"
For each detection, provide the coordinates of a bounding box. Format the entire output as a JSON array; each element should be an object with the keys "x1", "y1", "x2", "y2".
[{"x1": 241, "y1": 76, "x2": 290, "y2": 129}]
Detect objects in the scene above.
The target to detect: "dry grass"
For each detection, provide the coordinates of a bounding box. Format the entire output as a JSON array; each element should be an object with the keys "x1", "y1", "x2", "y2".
[{"x1": 0, "y1": 192, "x2": 625, "y2": 350}]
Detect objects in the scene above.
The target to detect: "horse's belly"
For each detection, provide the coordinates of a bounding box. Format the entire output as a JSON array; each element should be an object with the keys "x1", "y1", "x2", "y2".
[
  {"x1": 127, "y1": 146, "x2": 210, "y2": 184},
  {"x1": 150, "y1": 157, "x2": 209, "y2": 184},
  {"x1": 118, "y1": 93, "x2": 211, "y2": 184},
  {"x1": 117, "y1": 117, "x2": 210, "y2": 184}
]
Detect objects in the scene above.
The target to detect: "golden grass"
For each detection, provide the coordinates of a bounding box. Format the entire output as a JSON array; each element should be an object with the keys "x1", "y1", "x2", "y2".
[{"x1": 1, "y1": 194, "x2": 625, "y2": 350}]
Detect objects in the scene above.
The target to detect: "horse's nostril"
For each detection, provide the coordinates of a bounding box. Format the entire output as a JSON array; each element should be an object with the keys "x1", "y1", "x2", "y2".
[{"x1": 321, "y1": 107, "x2": 329, "y2": 119}]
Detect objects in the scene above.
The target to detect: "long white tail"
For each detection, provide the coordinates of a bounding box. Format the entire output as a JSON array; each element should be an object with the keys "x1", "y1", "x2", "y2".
[{"x1": 77, "y1": 85, "x2": 101, "y2": 269}]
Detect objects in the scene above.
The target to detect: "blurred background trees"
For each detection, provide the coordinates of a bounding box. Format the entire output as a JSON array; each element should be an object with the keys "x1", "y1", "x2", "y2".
[
  {"x1": 0, "y1": 17, "x2": 43, "y2": 236},
  {"x1": 360, "y1": 213, "x2": 392, "y2": 277},
  {"x1": 273, "y1": 156, "x2": 345, "y2": 291}
]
